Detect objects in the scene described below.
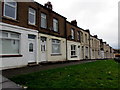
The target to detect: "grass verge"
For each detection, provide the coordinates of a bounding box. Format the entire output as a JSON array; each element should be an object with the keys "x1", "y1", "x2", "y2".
[{"x1": 10, "y1": 60, "x2": 120, "y2": 89}]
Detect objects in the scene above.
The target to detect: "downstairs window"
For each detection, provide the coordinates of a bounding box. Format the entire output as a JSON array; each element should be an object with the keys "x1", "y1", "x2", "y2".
[{"x1": 0, "y1": 31, "x2": 20, "y2": 55}]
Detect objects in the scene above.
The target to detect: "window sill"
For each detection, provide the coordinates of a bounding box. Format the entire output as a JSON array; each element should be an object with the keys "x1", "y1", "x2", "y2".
[
  {"x1": 28, "y1": 23, "x2": 37, "y2": 27},
  {"x1": 71, "y1": 56, "x2": 77, "y2": 58},
  {"x1": 51, "y1": 30, "x2": 60, "y2": 34},
  {"x1": 77, "y1": 40, "x2": 80, "y2": 42},
  {"x1": 0, "y1": 55, "x2": 23, "y2": 58},
  {"x1": 51, "y1": 54, "x2": 62, "y2": 56},
  {"x1": 40, "y1": 27, "x2": 47, "y2": 29},
  {"x1": 40, "y1": 28, "x2": 60, "y2": 34},
  {"x1": 2, "y1": 16, "x2": 19, "y2": 23},
  {"x1": 68, "y1": 39, "x2": 76, "y2": 42},
  {"x1": 69, "y1": 39, "x2": 76, "y2": 41},
  {"x1": 71, "y1": 38, "x2": 75, "y2": 40}
]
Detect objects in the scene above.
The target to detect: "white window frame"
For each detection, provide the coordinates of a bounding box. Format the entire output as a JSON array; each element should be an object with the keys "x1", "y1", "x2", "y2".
[
  {"x1": 4, "y1": 0, "x2": 17, "y2": 19},
  {"x1": 71, "y1": 45, "x2": 76, "y2": 57},
  {"x1": 52, "y1": 39, "x2": 60, "y2": 54},
  {"x1": 28, "y1": 8, "x2": 36, "y2": 25},
  {"x1": 41, "y1": 13, "x2": 47, "y2": 28},
  {"x1": 92, "y1": 39, "x2": 93, "y2": 46},
  {"x1": 0, "y1": 31, "x2": 20, "y2": 55},
  {"x1": 71, "y1": 28, "x2": 74, "y2": 39},
  {"x1": 53, "y1": 18, "x2": 58, "y2": 32}
]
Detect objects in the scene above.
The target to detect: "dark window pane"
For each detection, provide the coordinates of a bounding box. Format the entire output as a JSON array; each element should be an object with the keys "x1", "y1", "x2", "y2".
[
  {"x1": 29, "y1": 43, "x2": 33, "y2": 52},
  {"x1": 5, "y1": 4, "x2": 15, "y2": 18},
  {"x1": 28, "y1": 35, "x2": 36, "y2": 39},
  {"x1": 29, "y1": 14, "x2": 35, "y2": 24}
]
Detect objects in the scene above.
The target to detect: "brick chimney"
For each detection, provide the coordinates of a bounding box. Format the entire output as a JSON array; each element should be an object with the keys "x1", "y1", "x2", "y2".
[
  {"x1": 103, "y1": 42, "x2": 106, "y2": 44},
  {"x1": 71, "y1": 20, "x2": 77, "y2": 26},
  {"x1": 100, "y1": 39, "x2": 103, "y2": 43},
  {"x1": 94, "y1": 35, "x2": 98, "y2": 38},
  {"x1": 44, "y1": 1, "x2": 53, "y2": 10},
  {"x1": 85, "y1": 29, "x2": 90, "y2": 33}
]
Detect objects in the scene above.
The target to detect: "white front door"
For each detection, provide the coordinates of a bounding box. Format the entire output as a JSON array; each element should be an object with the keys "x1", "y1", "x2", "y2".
[
  {"x1": 28, "y1": 35, "x2": 36, "y2": 63},
  {"x1": 40, "y1": 37, "x2": 47, "y2": 62}
]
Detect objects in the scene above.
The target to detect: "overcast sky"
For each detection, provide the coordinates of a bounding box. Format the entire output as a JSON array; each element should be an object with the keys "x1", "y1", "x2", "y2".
[{"x1": 34, "y1": 0, "x2": 119, "y2": 49}]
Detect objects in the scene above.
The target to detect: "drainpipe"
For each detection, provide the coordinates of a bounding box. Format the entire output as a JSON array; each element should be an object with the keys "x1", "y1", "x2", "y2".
[
  {"x1": 65, "y1": 20, "x2": 68, "y2": 61},
  {"x1": 37, "y1": 5, "x2": 40, "y2": 64},
  {"x1": 87, "y1": 29, "x2": 91, "y2": 60},
  {"x1": 89, "y1": 33, "x2": 91, "y2": 59},
  {"x1": 86, "y1": 29, "x2": 91, "y2": 60}
]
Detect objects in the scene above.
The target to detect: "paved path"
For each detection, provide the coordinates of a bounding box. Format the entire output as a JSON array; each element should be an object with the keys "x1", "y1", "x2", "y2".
[
  {"x1": 2, "y1": 60, "x2": 96, "y2": 78},
  {"x1": 0, "y1": 74, "x2": 24, "y2": 90}
]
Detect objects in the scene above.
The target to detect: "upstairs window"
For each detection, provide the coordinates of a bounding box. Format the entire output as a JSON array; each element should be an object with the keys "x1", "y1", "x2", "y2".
[
  {"x1": 4, "y1": 0, "x2": 17, "y2": 19},
  {"x1": 71, "y1": 29, "x2": 75, "y2": 39},
  {"x1": 28, "y1": 8, "x2": 36, "y2": 25},
  {"x1": 94, "y1": 40, "x2": 96, "y2": 46},
  {"x1": 77, "y1": 31, "x2": 80, "y2": 41},
  {"x1": 41, "y1": 13, "x2": 47, "y2": 28},
  {"x1": 53, "y1": 18, "x2": 58, "y2": 32},
  {"x1": 80, "y1": 32, "x2": 83, "y2": 42},
  {"x1": 92, "y1": 39, "x2": 93, "y2": 46},
  {"x1": 85, "y1": 34, "x2": 87, "y2": 43}
]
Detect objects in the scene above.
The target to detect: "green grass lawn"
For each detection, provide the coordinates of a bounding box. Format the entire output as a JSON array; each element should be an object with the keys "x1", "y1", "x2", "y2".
[{"x1": 10, "y1": 60, "x2": 120, "y2": 89}]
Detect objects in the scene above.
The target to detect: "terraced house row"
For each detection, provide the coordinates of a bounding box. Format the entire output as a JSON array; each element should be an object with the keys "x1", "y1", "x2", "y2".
[{"x1": 0, "y1": 0, "x2": 114, "y2": 70}]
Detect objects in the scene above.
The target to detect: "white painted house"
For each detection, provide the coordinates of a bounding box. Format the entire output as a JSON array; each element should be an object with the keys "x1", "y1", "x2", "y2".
[{"x1": 0, "y1": 23, "x2": 38, "y2": 70}]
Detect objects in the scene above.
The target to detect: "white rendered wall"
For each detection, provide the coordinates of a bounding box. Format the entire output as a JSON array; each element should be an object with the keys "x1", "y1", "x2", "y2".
[
  {"x1": 0, "y1": 23, "x2": 38, "y2": 70},
  {"x1": 39, "y1": 33, "x2": 66, "y2": 62},
  {"x1": 67, "y1": 40, "x2": 81, "y2": 60}
]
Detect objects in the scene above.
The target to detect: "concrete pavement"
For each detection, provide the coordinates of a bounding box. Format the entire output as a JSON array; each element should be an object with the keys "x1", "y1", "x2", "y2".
[
  {"x1": 3, "y1": 59, "x2": 97, "y2": 78},
  {"x1": 0, "y1": 74, "x2": 24, "y2": 90}
]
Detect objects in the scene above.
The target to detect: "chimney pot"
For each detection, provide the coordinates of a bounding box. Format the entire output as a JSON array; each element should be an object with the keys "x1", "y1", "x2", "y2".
[
  {"x1": 94, "y1": 35, "x2": 98, "y2": 38},
  {"x1": 44, "y1": 1, "x2": 53, "y2": 10}
]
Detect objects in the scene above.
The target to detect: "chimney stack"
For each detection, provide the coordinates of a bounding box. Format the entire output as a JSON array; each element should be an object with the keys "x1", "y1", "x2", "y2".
[
  {"x1": 44, "y1": 1, "x2": 53, "y2": 10},
  {"x1": 85, "y1": 29, "x2": 90, "y2": 33},
  {"x1": 71, "y1": 20, "x2": 77, "y2": 26},
  {"x1": 94, "y1": 35, "x2": 98, "y2": 38},
  {"x1": 100, "y1": 39, "x2": 103, "y2": 43},
  {"x1": 103, "y1": 42, "x2": 106, "y2": 44}
]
